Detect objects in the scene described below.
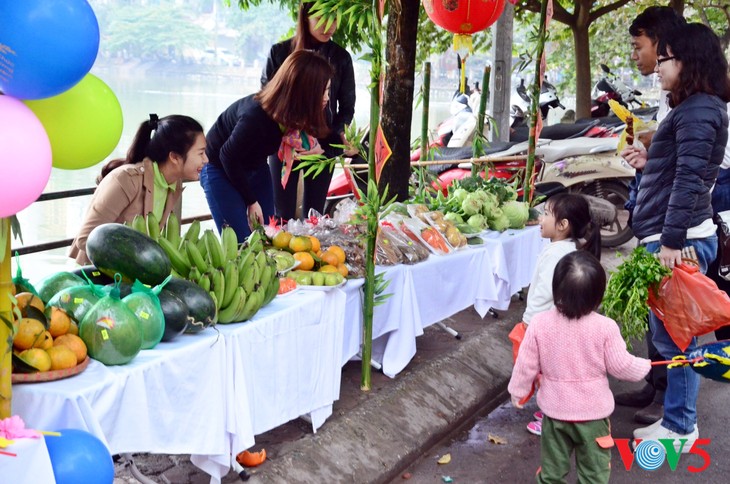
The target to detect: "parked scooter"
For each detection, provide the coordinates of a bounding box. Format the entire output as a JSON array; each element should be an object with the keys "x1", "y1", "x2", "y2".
[{"x1": 590, "y1": 63, "x2": 658, "y2": 120}]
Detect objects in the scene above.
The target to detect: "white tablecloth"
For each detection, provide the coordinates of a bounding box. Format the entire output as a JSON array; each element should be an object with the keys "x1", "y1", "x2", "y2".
[
  {"x1": 342, "y1": 226, "x2": 544, "y2": 377},
  {"x1": 13, "y1": 288, "x2": 347, "y2": 483},
  {"x1": 0, "y1": 436, "x2": 56, "y2": 484}
]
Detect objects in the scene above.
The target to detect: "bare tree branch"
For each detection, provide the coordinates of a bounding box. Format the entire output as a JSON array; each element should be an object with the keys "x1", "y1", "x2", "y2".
[{"x1": 589, "y1": 0, "x2": 633, "y2": 24}]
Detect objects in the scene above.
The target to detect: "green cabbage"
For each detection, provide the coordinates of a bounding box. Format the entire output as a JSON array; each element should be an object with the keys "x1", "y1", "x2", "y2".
[
  {"x1": 461, "y1": 194, "x2": 483, "y2": 216},
  {"x1": 502, "y1": 201, "x2": 530, "y2": 229},
  {"x1": 488, "y1": 213, "x2": 511, "y2": 232},
  {"x1": 444, "y1": 212, "x2": 464, "y2": 224},
  {"x1": 467, "y1": 214, "x2": 487, "y2": 230}
]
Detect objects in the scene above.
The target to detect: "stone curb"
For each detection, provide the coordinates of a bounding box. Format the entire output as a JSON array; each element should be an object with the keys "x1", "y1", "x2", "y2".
[{"x1": 249, "y1": 317, "x2": 516, "y2": 484}]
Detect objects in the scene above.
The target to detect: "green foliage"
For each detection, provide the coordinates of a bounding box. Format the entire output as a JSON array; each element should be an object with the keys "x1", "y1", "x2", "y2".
[
  {"x1": 602, "y1": 247, "x2": 672, "y2": 350},
  {"x1": 102, "y1": 5, "x2": 210, "y2": 59}
]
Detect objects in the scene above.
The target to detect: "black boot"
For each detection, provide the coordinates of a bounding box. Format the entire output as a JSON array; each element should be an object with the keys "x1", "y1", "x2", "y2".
[{"x1": 614, "y1": 384, "x2": 655, "y2": 407}]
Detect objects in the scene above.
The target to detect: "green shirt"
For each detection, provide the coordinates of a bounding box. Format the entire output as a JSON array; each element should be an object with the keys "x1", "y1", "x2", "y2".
[{"x1": 152, "y1": 162, "x2": 176, "y2": 222}]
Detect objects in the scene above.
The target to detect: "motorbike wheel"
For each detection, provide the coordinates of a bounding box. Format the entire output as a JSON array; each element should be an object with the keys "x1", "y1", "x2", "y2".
[{"x1": 577, "y1": 180, "x2": 634, "y2": 248}]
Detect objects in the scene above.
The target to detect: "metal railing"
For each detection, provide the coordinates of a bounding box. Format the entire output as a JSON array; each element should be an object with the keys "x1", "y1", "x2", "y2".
[{"x1": 11, "y1": 186, "x2": 212, "y2": 256}]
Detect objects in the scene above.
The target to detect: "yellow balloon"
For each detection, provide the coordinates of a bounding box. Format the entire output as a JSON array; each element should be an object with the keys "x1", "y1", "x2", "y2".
[{"x1": 24, "y1": 74, "x2": 123, "y2": 170}]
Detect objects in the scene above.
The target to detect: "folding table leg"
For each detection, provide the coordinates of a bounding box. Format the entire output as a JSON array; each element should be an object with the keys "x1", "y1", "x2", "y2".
[{"x1": 435, "y1": 321, "x2": 462, "y2": 340}]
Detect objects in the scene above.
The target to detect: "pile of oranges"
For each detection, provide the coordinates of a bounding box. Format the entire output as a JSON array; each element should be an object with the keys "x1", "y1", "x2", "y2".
[
  {"x1": 12, "y1": 292, "x2": 87, "y2": 373},
  {"x1": 272, "y1": 231, "x2": 348, "y2": 277}
]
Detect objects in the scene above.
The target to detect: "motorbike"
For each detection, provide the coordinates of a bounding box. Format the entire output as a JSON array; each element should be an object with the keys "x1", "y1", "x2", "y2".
[{"x1": 589, "y1": 63, "x2": 658, "y2": 120}]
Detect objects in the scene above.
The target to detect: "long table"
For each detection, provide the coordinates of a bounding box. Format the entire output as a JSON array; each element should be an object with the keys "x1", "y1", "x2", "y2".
[
  {"x1": 341, "y1": 226, "x2": 544, "y2": 377},
  {"x1": 13, "y1": 289, "x2": 346, "y2": 482},
  {"x1": 10, "y1": 226, "x2": 542, "y2": 481}
]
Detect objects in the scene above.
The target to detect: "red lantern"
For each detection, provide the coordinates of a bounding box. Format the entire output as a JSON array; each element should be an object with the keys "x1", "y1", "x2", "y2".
[
  {"x1": 422, "y1": 0, "x2": 507, "y2": 92},
  {"x1": 422, "y1": 0, "x2": 507, "y2": 38}
]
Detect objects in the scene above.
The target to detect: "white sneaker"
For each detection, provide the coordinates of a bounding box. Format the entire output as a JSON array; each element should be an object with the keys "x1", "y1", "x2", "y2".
[
  {"x1": 633, "y1": 418, "x2": 664, "y2": 439},
  {"x1": 633, "y1": 423, "x2": 699, "y2": 454}
]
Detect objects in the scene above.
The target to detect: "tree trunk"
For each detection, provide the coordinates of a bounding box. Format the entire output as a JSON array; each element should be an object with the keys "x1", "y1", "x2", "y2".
[
  {"x1": 379, "y1": 0, "x2": 419, "y2": 201},
  {"x1": 572, "y1": 24, "x2": 593, "y2": 120}
]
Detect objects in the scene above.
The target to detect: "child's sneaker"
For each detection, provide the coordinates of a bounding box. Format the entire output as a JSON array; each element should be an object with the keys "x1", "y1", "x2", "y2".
[
  {"x1": 527, "y1": 420, "x2": 542, "y2": 436},
  {"x1": 533, "y1": 411, "x2": 543, "y2": 422}
]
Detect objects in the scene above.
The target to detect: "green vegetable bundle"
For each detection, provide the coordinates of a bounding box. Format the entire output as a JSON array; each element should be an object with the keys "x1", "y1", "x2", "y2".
[{"x1": 602, "y1": 246, "x2": 671, "y2": 349}]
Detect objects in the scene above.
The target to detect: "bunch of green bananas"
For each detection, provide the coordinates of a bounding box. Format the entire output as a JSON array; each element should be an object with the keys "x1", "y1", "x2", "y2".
[{"x1": 135, "y1": 217, "x2": 280, "y2": 324}]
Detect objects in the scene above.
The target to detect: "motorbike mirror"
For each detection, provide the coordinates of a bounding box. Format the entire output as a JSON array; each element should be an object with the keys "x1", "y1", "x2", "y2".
[
  {"x1": 634, "y1": 89, "x2": 643, "y2": 96},
  {"x1": 600, "y1": 63, "x2": 610, "y2": 73}
]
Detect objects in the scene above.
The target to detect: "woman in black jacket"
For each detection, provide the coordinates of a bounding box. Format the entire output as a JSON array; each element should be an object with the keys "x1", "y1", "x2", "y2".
[
  {"x1": 622, "y1": 23, "x2": 730, "y2": 449},
  {"x1": 261, "y1": 1, "x2": 356, "y2": 220},
  {"x1": 202, "y1": 50, "x2": 334, "y2": 241}
]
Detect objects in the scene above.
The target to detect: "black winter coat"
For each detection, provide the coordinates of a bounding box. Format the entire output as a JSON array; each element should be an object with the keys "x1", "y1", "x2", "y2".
[
  {"x1": 633, "y1": 93, "x2": 729, "y2": 249},
  {"x1": 261, "y1": 38, "x2": 356, "y2": 153}
]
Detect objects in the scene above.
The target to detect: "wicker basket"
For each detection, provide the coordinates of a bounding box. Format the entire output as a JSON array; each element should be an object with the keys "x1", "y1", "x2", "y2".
[{"x1": 12, "y1": 356, "x2": 90, "y2": 384}]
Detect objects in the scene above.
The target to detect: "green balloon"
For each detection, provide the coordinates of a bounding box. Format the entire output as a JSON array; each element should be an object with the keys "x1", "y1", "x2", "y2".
[{"x1": 25, "y1": 73, "x2": 123, "y2": 170}]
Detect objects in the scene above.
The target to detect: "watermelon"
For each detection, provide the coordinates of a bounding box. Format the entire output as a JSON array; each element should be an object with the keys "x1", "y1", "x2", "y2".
[
  {"x1": 158, "y1": 290, "x2": 189, "y2": 342},
  {"x1": 163, "y1": 278, "x2": 216, "y2": 333},
  {"x1": 79, "y1": 291, "x2": 142, "y2": 366},
  {"x1": 86, "y1": 223, "x2": 171, "y2": 285},
  {"x1": 35, "y1": 272, "x2": 85, "y2": 304}
]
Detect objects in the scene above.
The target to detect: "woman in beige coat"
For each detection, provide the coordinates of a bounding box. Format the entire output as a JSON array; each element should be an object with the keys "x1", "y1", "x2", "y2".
[{"x1": 70, "y1": 114, "x2": 208, "y2": 265}]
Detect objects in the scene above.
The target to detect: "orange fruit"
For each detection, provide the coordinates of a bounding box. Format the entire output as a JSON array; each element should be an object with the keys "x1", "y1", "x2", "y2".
[
  {"x1": 13, "y1": 318, "x2": 46, "y2": 350},
  {"x1": 11, "y1": 284, "x2": 17, "y2": 296},
  {"x1": 289, "y1": 235, "x2": 313, "y2": 253},
  {"x1": 293, "y1": 252, "x2": 315, "y2": 271},
  {"x1": 47, "y1": 345, "x2": 77, "y2": 370},
  {"x1": 307, "y1": 236, "x2": 321, "y2": 253},
  {"x1": 15, "y1": 292, "x2": 45, "y2": 314},
  {"x1": 272, "y1": 230, "x2": 293, "y2": 249},
  {"x1": 67, "y1": 321, "x2": 79, "y2": 336},
  {"x1": 54, "y1": 334, "x2": 87, "y2": 364},
  {"x1": 19, "y1": 348, "x2": 52, "y2": 372},
  {"x1": 327, "y1": 245, "x2": 346, "y2": 265},
  {"x1": 320, "y1": 251, "x2": 339, "y2": 267},
  {"x1": 236, "y1": 448, "x2": 266, "y2": 467},
  {"x1": 36, "y1": 331, "x2": 54, "y2": 350},
  {"x1": 337, "y1": 264, "x2": 349, "y2": 278},
  {"x1": 319, "y1": 265, "x2": 339, "y2": 273},
  {"x1": 47, "y1": 306, "x2": 72, "y2": 337}
]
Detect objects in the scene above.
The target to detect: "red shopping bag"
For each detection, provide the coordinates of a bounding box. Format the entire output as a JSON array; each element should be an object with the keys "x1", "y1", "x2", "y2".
[
  {"x1": 508, "y1": 322, "x2": 537, "y2": 404},
  {"x1": 648, "y1": 263, "x2": 730, "y2": 352}
]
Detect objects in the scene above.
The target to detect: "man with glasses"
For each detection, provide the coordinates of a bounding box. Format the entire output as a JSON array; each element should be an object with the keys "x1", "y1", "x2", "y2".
[
  {"x1": 619, "y1": 6, "x2": 730, "y2": 425},
  {"x1": 615, "y1": 6, "x2": 686, "y2": 426}
]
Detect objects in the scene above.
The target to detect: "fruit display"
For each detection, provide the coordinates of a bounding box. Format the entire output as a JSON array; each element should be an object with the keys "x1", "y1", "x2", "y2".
[
  {"x1": 288, "y1": 270, "x2": 345, "y2": 288},
  {"x1": 11, "y1": 291, "x2": 89, "y2": 376},
  {"x1": 35, "y1": 271, "x2": 85, "y2": 304},
  {"x1": 86, "y1": 222, "x2": 172, "y2": 285},
  {"x1": 277, "y1": 277, "x2": 298, "y2": 296},
  {"x1": 122, "y1": 281, "x2": 166, "y2": 349},
  {"x1": 79, "y1": 285, "x2": 143, "y2": 366},
  {"x1": 137, "y1": 214, "x2": 280, "y2": 325}
]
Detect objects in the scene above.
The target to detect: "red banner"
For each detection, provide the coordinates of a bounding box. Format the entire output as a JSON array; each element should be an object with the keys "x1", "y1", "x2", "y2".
[{"x1": 374, "y1": 123, "x2": 392, "y2": 183}]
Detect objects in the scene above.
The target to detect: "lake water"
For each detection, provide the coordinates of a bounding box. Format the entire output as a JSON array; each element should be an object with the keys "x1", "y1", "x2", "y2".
[{"x1": 15, "y1": 63, "x2": 454, "y2": 281}]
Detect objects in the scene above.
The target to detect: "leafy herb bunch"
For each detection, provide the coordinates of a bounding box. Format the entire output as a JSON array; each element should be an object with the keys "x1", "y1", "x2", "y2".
[{"x1": 602, "y1": 246, "x2": 671, "y2": 349}]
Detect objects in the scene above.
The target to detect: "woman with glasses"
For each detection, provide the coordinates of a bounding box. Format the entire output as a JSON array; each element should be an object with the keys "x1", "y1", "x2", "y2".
[
  {"x1": 261, "y1": 1, "x2": 356, "y2": 220},
  {"x1": 622, "y1": 22, "x2": 730, "y2": 451}
]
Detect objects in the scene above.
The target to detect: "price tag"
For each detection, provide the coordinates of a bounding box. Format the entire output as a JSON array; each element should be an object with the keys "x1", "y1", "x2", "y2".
[
  {"x1": 101, "y1": 329, "x2": 109, "y2": 340},
  {"x1": 74, "y1": 298, "x2": 84, "y2": 304},
  {"x1": 139, "y1": 311, "x2": 150, "y2": 320}
]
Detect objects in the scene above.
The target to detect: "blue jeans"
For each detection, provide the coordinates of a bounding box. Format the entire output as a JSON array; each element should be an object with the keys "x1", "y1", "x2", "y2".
[
  {"x1": 644, "y1": 236, "x2": 717, "y2": 434},
  {"x1": 199, "y1": 162, "x2": 274, "y2": 241}
]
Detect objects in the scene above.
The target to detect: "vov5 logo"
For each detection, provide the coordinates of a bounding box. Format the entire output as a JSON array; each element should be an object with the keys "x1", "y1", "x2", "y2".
[{"x1": 615, "y1": 438, "x2": 711, "y2": 472}]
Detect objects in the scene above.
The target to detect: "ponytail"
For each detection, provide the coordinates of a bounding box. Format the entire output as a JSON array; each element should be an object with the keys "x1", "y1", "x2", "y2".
[
  {"x1": 98, "y1": 114, "x2": 204, "y2": 183},
  {"x1": 546, "y1": 193, "x2": 602, "y2": 261}
]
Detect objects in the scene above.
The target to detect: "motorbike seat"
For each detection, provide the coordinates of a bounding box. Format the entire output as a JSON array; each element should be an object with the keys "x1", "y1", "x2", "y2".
[{"x1": 511, "y1": 122, "x2": 600, "y2": 142}]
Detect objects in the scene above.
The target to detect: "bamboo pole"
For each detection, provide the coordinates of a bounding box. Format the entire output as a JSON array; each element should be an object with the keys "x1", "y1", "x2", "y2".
[
  {"x1": 420, "y1": 62, "x2": 431, "y2": 159},
  {"x1": 523, "y1": 0, "x2": 550, "y2": 204},
  {"x1": 361, "y1": 0, "x2": 382, "y2": 392},
  {"x1": 472, "y1": 65, "x2": 491, "y2": 177},
  {"x1": 344, "y1": 154, "x2": 534, "y2": 169},
  {"x1": 0, "y1": 219, "x2": 13, "y2": 418}
]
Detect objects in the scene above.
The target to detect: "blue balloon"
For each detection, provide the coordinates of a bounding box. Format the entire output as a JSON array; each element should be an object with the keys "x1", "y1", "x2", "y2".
[
  {"x1": 0, "y1": 0, "x2": 99, "y2": 100},
  {"x1": 45, "y1": 429, "x2": 114, "y2": 484}
]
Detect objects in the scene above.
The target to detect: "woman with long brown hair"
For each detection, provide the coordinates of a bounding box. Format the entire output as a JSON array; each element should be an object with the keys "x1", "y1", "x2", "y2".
[
  {"x1": 70, "y1": 114, "x2": 207, "y2": 265},
  {"x1": 203, "y1": 50, "x2": 334, "y2": 240},
  {"x1": 261, "y1": 1, "x2": 356, "y2": 220}
]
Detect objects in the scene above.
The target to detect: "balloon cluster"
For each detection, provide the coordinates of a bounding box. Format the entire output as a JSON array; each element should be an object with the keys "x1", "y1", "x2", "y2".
[{"x1": 0, "y1": 0, "x2": 123, "y2": 217}]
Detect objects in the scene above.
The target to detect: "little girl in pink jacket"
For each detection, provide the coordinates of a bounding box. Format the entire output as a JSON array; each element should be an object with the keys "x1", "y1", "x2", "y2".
[{"x1": 509, "y1": 251, "x2": 650, "y2": 483}]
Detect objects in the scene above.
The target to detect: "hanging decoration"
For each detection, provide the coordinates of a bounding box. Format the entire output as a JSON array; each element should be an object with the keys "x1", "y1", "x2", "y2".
[{"x1": 422, "y1": 0, "x2": 507, "y2": 92}]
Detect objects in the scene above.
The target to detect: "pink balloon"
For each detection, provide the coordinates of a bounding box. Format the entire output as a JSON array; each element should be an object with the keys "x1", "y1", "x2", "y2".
[{"x1": 0, "y1": 95, "x2": 52, "y2": 217}]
